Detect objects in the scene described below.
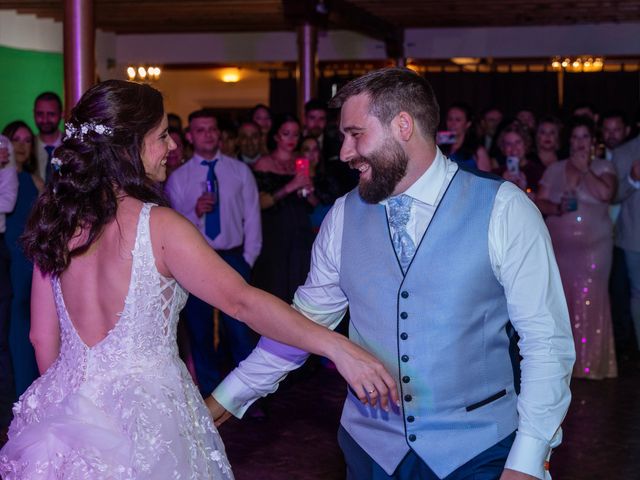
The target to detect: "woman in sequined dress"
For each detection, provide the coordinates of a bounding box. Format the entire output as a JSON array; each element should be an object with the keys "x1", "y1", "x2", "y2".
[
  {"x1": 536, "y1": 116, "x2": 618, "y2": 379},
  {"x1": 0, "y1": 81, "x2": 398, "y2": 479}
]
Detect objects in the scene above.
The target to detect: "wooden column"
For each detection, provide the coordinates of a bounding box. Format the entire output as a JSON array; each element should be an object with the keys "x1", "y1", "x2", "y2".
[
  {"x1": 296, "y1": 22, "x2": 318, "y2": 121},
  {"x1": 557, "y1": 69, "x2": 565, "y2": 108},
  {"x1": 64, "y1": 0, "x2": 95, "y2": 116}
]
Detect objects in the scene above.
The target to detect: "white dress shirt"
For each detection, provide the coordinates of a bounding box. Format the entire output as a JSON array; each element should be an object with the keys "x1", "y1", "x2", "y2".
[
  {"x1": 214, "y1": 150, "x2": 574, "y2": 480},
  {"x1": 165, "y1": 152, "x2": 262, "y2": 266},
  {"x1": 0, "y1": 166, "x2": 18, "y2": 233}
]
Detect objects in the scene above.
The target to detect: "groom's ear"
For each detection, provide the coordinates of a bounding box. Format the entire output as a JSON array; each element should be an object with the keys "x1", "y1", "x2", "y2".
[{"x1": 391, "y1": 112, "x2": 414, "y2": 142}]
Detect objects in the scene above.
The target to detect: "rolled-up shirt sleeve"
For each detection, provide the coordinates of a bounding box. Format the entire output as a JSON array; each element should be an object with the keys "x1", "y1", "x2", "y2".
[
  {"x1": 490, "y1": 182, "x2": 575, "y2": 480},
  {"x1": 213, "y1": 199, "x2": 348, "y2": 417}
]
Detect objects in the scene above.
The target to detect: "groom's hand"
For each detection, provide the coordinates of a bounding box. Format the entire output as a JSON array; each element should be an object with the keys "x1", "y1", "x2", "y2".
[
  {"x1": 205, "y1": 395, "x2": 233, "y2": 427},
  {"x1": 500, "y1": 468, "x2": 540, "y2": 480}
]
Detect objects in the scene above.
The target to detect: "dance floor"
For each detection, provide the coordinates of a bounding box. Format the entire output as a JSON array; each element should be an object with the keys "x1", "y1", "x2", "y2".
[{"x1": 220, "y1": 359, "x2": 640, "y2": 480}]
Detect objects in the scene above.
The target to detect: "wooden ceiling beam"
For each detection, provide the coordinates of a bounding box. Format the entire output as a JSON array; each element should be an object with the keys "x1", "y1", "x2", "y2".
[{"x1": 326, "y1": 0, "x2": 404, "y2": 59}]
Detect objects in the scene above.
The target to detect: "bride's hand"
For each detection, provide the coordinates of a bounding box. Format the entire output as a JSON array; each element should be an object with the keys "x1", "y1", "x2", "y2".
[
  {"x1": 328, "y1": 336, "x2": 399, "y2": 411},
  {"x1": 205, "y1": 395, "x2": 233, "y2": 427}
]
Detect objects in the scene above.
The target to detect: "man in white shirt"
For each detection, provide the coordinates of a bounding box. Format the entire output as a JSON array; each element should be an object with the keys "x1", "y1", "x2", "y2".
[
  {"x1": 600, "y1": 112, "x2": 633, "y2": 357},
  {"x1": 165, "y1": 109, "x2": 261, "y2": 396},
  {"x1": 212, "y1": 68, "x2": 574, "y2": 480},
  {"x1": 0, "y1": 158, "x2": 18, "y2": 433},
  {"x1": 33, "y1": 92, "x2": 64, "y2": 182},
  {"x1": 612, "y1": 135, "x2": 640, "y2": 361}
]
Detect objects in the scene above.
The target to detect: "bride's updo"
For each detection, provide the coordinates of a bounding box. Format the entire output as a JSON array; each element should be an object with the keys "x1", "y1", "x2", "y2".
[{"x1": 23, "y1": 80, "x2": 169, "y2": 275}]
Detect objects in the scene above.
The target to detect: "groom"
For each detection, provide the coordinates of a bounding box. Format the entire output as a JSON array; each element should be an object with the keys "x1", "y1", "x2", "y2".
[{"x1": 210, "y1": 68, "x2": 575, "y2": 480}]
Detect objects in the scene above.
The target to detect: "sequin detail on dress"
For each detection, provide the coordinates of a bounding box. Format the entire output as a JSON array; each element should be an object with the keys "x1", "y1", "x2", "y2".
[{"x1": 0, "y1": 203, "x2": 234, "y2": 479}]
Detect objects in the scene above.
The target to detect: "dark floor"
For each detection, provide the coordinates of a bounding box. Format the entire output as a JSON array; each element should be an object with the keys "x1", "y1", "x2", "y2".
[{"x1": 220, "y1": 360, "x2": 640, "y2": 480}]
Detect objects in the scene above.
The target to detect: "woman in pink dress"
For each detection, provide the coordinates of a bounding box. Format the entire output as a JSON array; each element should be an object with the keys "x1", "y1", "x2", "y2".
[{"x1": 537, "y1": 116, "x2": 618, "y2": 379}]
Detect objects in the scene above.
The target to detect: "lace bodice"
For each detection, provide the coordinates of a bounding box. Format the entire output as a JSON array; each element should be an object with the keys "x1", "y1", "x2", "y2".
[
  {"x1": 52, "y1": 203, "x2": 188, "y2": 388},
  {"x1": 1, "y1": 203, "x2": 233, "y2": 479}
]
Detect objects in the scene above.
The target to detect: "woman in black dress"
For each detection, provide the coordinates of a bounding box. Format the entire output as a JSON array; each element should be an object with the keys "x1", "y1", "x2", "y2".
[{"x1": 251, "y1": 114, "x2": 317, "y2": 302}]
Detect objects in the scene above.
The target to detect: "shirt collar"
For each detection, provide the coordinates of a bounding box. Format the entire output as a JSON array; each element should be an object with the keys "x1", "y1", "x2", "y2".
[
  {"x1": 383, "y1": 147, "x2": 450, "y2": 207},
  {"x1": 192, "y1": 150, "x2": 222, "y2": 165}
]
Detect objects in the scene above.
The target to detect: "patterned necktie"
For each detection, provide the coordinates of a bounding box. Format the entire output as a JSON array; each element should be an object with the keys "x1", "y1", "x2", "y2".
[
  {"x1": 201, "y1": 159, "x2": 220, "y2": 240},
  {"x1": 388, "y1": 194, "x2": 416, "y2": 273},
  {"x1": 44, "y1": 145, "x2": 56, "y2": 182}
]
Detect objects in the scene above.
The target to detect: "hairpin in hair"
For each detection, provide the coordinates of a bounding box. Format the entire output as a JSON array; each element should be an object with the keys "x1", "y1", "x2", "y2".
[
  {"x1": 50, "y1": 156, "x2": 63, "y2": 172},
  {"x1": 64, "y1": 122, "x2": 113, "y2": 141}
]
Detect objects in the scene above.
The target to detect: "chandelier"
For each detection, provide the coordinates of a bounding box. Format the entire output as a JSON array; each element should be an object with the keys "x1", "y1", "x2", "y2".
[
  {"x1": 126, "y1": 66, "x2": 162, "y2": 82},
  {"x1": 551, "y1": 56, "x2": 604, "y2": 73}
]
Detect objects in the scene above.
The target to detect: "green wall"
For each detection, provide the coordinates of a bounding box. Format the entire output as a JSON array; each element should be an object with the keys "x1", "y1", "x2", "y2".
[{"x1": 0, "y1": 45, "x2": 63, "y2": 134}]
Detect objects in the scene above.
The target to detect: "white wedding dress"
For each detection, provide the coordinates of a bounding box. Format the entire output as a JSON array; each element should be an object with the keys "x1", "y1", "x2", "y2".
[{"x1": 0, "y1": 204, "x2": 234, "y2": 479}]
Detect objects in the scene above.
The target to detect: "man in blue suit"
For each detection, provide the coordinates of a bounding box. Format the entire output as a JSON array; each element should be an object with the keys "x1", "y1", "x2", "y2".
[{"x1": 211, "y1": 68, "x2": 574, "y2": 480}]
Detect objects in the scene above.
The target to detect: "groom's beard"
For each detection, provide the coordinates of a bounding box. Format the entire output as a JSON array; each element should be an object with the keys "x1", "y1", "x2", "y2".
[{"x1": 351, "y1": 137, "x2": 409, "y2": 204}]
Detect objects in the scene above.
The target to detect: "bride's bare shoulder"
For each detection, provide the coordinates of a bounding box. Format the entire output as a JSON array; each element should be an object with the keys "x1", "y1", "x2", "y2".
[{"x1": 149, "y1": 205, "x2": 201, "y2": 240}]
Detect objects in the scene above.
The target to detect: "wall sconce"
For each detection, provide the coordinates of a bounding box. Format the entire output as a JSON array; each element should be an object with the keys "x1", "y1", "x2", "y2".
[
  {"x1": 551, "y1": 56, "x2": 604, "y2": 73},
  {"x1": 451, "y1": 57, "x2": 480, "y2": 66},
  {"x1": 127, "y1": 65, "x2": 162, "y2": 82},
  {"x1": 220, "y1": 67, "x2": 241, "y2": 83}
]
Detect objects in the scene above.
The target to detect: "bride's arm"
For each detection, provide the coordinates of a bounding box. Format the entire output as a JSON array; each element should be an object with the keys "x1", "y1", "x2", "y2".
[
  {"x1": 152, "y1": 207, "x2": 399, "y2": 410},
  {"x1": 30, "y1": 267, "x2": 61, "y2": 373}
]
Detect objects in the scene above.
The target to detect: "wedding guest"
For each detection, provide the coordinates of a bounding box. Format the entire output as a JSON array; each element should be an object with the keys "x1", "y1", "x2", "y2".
[
  {"x1": 167, "y1": 112, "x2": 183, "y2": 132},
  {"x1": 0, "y1": 80, "x2": 398, "y2": 478},
  {"x1": 516, "y1": 109, "x2": 537, "y2": 133},
  {"x1": 446, "y1": 103, "x2": 491, "y2": 171},
  {"x1": 252, "y1": 114, "x2": 316, "y2": 303},
  {"x1": 535, "y1": 116, "x2": 562, "y2": 168},
  {"x1": 495, "y1": 123, "x2": 545, "y2": 196},
  {"x1": 612, "y1": 135, "x2": 640, "y2": 362},
  {"x1": 300, "y1": 135, "x2": 337, "y2": 234},
  {"x1": 33, "y1": 92, "x2": 63, "y2": 182},
  {"x1": 477, "y1": 106, "x2": 503, "y2": 151},
  {"x1": 165, "y1": 127, "x2": 186, "y2": 179},
  {"x1": 2, "y1": 121, "x2": 43, "y2": 396},
  {"x1": 166, "y1": 109, "x2": 261, "y2": 395},
  {"x1": 601, "y1": 111, "x2": 630, "y2": 161},
  {"x1": 537, "y1": 116, "x2": 617, "y2": 379},
  {"x1": 237, "y1": 121, "x2": 262, "y2": 167},
  {"x1": 0, "y1": 144, "x2": 17, "y2": 436},
  {"x1": 219, "y1": 122, "x2": 238, "y2": 158},
  {"x1": 250, "y1": 104, "x2": 272, "y2": 154}
]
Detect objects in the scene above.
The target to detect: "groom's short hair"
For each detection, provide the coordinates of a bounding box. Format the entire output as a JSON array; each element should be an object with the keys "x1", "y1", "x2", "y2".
[{"x1": 329, "y1": 67, "x2": 439, "y2": 140}]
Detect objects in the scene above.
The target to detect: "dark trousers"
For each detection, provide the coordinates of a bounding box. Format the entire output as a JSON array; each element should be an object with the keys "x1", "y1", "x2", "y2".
[
  {"x1": 338, "y1": 426, "x2": 515, "y2": 480},
  {"x1": 610, "y1": 246, "x2": 635, "y2": 356},
  {"x1": 0, "y1": 235, "x2": 16, "y2": 427},
  {"x1": 184, "y1": 250, "x2": 257, "y2": 396}
]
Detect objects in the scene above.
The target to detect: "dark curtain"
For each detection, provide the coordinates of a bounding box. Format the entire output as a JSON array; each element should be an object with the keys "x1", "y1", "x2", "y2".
[
  {"x1": 269, "y1": 77, "x2": 297, "y2": 115},
  {"x1": 426, "y1": 72, "x2": 559, "y2": 124},
  {"x1": 563, "y1": 71, "x2": 640, "y2": 120},
  {"x1": 270, "y1": 70, "x2": 639, "y2": 124}
]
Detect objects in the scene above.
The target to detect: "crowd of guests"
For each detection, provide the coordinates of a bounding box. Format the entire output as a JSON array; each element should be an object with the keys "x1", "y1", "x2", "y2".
[{"x1": 1, "y1": 89, "x2": 639, "y2": 439}]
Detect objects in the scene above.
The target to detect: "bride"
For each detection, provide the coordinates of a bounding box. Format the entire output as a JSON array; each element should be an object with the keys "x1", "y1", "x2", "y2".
[{"x1": 0, "y1": 80, "x2": 398, "y2": 479}]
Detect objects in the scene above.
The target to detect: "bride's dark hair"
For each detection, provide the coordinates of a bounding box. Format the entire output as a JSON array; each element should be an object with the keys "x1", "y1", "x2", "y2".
[{"x1": 22, "y1": 80, "x2": 168, "y2": 275}]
